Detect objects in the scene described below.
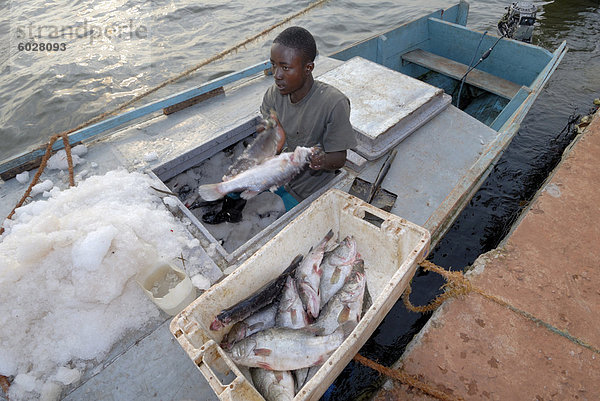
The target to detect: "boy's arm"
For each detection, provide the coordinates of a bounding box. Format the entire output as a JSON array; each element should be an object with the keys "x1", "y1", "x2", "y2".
[{"x1": 309, "y1": 149, "x2": 346, "y2": 170}]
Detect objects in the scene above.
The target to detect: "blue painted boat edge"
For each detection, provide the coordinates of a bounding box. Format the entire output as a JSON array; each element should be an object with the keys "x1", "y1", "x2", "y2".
[
  {"x1": 0, "y1": 60, "x2": 271, "y2": 176},
  {"x1": 492, "y1": 40, "x2": 567, "y2": 132},
  {"x1": 328, "y1": 3, "x2": 467, "y2": 64}
]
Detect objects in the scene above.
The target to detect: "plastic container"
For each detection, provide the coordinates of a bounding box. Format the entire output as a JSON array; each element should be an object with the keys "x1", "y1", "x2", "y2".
[
  {"x1": 318, "y1": 57, "x2": 451, "y2": 160},
  {"x1": 138, "y1": 260, "x2": 196, "y2": 316},
  {"x1": 170, "y1": 189, "x2": 430, "y2": 401}
]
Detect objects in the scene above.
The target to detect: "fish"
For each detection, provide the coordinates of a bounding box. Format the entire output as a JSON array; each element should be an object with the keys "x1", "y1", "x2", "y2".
[
  {"x1": 228, "y1": 325, "x2": 345, "y2": 371},
  {"x1": 293, "y1": 366, "x2": 320, "y2": 395},
  {"x1": 197, "y1": 146, "x2": 315, "y2": 201},
  {"x1": 210, "y1": 255, "x2": 302, "y2": 331},
  {"x1": 276, "y1": 276, "x2": 309, "y2": 329},
  {"x1": 220, "y1": 303, "x2": 278, "y2": 350},
  {"x1": 319, "y1": 235, "x2": 360, "y2": 307},
  {"x1": 250, "y1": 369, "x2": 295, "y2": 401},
  {"x1": 295, "y1": 229, "x2": 335, "y2": 319},
  {"x1": 224, "y1": 113, "x2": 284, "y2": 180},
  {"x1": 311, "y1": 259, "x2": 366, "y2": 336}
]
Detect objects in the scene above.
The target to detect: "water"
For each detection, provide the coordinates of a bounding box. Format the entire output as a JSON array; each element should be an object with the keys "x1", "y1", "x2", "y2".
[{"x1": 1, "y1": 0, "x2": 599, "y2": 399}]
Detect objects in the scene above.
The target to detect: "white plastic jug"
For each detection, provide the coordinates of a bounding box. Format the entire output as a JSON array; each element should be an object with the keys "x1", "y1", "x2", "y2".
[{"x1": 137, "y1": 260, "x2": 196, "y2": 316}]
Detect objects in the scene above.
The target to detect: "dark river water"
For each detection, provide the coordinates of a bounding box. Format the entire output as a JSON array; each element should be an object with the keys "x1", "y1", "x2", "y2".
[
  {"x1": 325, "y1": 1, "x2": 600, "y2": 400},
  {"x1": 1, "y1": 0, "x2": 599, "y2": 400}
]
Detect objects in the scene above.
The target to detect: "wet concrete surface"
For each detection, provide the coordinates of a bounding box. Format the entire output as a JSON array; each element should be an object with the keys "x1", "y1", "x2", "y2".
[{"x1": 374, "y1": 109, "x2": 600, "y2": 400}]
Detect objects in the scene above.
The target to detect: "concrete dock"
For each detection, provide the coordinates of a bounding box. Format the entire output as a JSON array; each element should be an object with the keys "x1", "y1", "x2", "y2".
[{"x1": 374, "y1": 109, "x2": 600, "y2": 401}]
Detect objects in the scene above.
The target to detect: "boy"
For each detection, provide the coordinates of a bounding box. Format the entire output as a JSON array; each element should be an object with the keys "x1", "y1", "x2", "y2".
[{"x1": 203, "y1": 26, "x2": 355, "y2": 224}]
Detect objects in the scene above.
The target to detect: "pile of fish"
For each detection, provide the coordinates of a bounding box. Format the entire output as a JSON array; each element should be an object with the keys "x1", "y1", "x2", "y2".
[
  {"x1": 209, "y1": 230, "x2": 370, "y2": 401},
  {"x1": 197, "y1": 113, "x2": 316, "y2": 202}
]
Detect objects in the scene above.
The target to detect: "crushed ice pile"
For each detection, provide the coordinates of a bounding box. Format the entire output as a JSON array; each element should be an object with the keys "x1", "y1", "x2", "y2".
[{"x1": 0, "y1": 169, "x2": 211, "y2": 400}]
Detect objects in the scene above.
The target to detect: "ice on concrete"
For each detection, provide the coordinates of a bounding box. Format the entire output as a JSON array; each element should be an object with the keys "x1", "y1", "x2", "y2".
[
  {"x1": 0, "y1": 169, "x2": 214, "y2": 401},
  {"x1": 15, "y1": 171, "x2": 29, "y2": 184},
  {"x1": 30, "y1": 179, "x2": 54, "y2": 197},
  {"x1": 46, "y1": 149, "x2": 84, "y2": 170}
]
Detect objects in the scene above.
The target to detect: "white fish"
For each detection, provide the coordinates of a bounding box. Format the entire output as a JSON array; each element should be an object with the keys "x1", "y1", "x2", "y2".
[
  {"x1": 220, "y1": 303, "x2": 278, "y2": 350},
  {"x1": 276, "y1": 276, "x2": 309, "y2": 329},
  {"x1": 295, "y1": 229, "x2": 334, "y2": 319},
  {"x1": 197, "y1": 146, "x2": 314, "y2": 201},
  {"x1": 250, "y1": 369, "x2": 295, "y2": 401},
  {"x1": 319, "y1": 236, "x2": 359, "y2": 307},
  {"x1": 312, "y1": 259, "x2": 366, "y2": 336},
  {"x1": 228, "y1": 326, "x2": 345, "y2": 371},
  {"x1": 224, "y1": 114, "x2": 284, "y2": 180}
]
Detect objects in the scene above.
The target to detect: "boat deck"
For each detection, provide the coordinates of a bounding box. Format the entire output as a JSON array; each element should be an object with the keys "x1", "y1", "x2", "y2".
[
  {"x1": 0, "y1": 53, "x2": 501, "y2": 400},
  {"x1": 374, "y1": 109, "x2": 600, "y2": 400}
]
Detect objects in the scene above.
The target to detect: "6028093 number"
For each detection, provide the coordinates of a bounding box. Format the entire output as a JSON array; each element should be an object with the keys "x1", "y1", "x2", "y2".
[{"x1": 17, "y1": 42, "x2": 67, "y2": 51}]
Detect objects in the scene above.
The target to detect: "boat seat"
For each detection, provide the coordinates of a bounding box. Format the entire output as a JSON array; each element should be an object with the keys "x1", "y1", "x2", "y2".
[{"x1": 402, "y1": 49, "x2": 523, "y2": 99}]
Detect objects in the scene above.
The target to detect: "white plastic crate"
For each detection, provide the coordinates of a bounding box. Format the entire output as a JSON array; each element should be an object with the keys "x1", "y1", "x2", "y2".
[{"x1": 170, "y1": 189, "x2": 430, "y2": 401}]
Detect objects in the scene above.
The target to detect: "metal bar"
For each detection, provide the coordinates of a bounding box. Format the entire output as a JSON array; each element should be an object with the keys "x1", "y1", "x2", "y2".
[{"x1": 0, "y1": 60, "x2": 272, "y2": 177}]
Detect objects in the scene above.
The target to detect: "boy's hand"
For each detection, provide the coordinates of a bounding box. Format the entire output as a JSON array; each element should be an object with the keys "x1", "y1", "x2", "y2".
[{"x1": 309, "y1": 146, "x2": 326, "y2": 170}]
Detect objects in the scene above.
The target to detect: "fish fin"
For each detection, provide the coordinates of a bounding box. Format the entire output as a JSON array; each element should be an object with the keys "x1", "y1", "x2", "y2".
[
  {"x1": 339, "y1": 320, "x2": 356, "y2": 338},
  {"x1": 338, "y1": 305, "x2": 351, "y2": 324},
  {"x1": 257, "y1": 362, "x2": 272, "y2": 370},
  {"x1": 198, "y1": 183, "x2": 225, "y2": 202},
  {"x1": 330, "y1": 267, "x2": 342, "y2": 284},
  {"x1": 323, "y1": 229, "x2": 334, "y2": 244},
  {"x1": 241, "y1": 189, "x2": 261, "y2": 199},
  {"x1": 254, "y1": 348, "x2": 272, "y2": 356},
  {"x1": 247, "y1": 322, "x2": 264, "y2": 332},
  {"x1": 312, "y1": 263, "x2": 322, "y2": 275},
  {"x1": 304, "y1": 324, "x2": 326, "y2": 336},
  {"x1": 291, "y1": 309, "x2": 297, "y2": 325},
  {"x1": 210, "y1": 318, "x2": 224, "y2": 331}
]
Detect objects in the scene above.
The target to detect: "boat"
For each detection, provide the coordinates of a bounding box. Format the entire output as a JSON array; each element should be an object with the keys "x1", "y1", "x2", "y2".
[{"x1": 0, "y1": 2, "x2": 565, "y2": 400}]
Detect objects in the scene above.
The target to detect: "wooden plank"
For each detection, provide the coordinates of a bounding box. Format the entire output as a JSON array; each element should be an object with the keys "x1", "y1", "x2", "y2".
[
  {"x1": 162, "y1": 87, "x2": 224, "y2": 115},
  {"x1": 0, "y1": 60, "x2": 271, "y2": 179},
  {"x1": 402, "y1": 49, "x2": 522, "y2": 99}
]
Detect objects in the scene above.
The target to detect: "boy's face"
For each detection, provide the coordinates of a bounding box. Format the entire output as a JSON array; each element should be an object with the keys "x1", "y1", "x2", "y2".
[{"x1": 270, "y1": 43, "x2": 314, "y2": 97}]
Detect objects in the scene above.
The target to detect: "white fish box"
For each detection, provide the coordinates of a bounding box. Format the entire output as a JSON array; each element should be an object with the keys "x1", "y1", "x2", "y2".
[
  {"x1": 170, "y1": 189, "x2": 430, "y2": 401},
  {"x1": 318, "y1": 56, "x2": 451, "y2": 160}
]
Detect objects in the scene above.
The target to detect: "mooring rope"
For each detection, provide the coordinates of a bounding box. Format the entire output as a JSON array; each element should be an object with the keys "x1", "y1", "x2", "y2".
[
  {"x1": 0, "y1": 134, "x2": 75, "y2": 235},
  {"x1": 404, "y1": 260, "x2": 600, "y2": 355},
  {"x1": 353, "y1": 354, "x2": 464, "y2": 401},
  {"x1": 0, "y1": 0, "x2": 332, "y2": 236},
  {"x1": 353, "y1": 260, "x2": 600, "y2": 400}
]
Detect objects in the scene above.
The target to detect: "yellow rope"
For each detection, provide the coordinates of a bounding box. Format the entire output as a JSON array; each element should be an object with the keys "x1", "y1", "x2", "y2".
[
  {"x1": 1, "y1": 0, "x2": 333, "y2": 235},
  {"x1": 354, "y1": 354, "x2": 464, "y2": 401},
  {"x1": 403, "y1": 260, "x2": 600, "y2": 355},
  {"x1": 0, "y1": 133, "x2": 75, "y2": 235},
  {"x1": 26, "y1": 0, "x2": 334, "y2": 151}
]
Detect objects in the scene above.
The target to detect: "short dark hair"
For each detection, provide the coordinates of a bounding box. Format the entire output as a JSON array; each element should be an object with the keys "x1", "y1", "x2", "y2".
[{"x1": 273, "y1": 26, "x2": 317, "y2": 63}]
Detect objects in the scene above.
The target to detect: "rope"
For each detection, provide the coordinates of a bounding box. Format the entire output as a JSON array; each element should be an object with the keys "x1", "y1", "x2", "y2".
[
  {"x1": 403, "y1": 260, "x2": 600, "y2": 355},
  {"x1": 0, "y1": 375, "x2": 9, "y2": 398},
  {"x1": 25, "y1": 0, "x2": 333, "y2": 152},
  {"x1": 0, "y1": 0, "x2": 333, "y2": 235},
  {"x1": 0, "y1": 133, "x2": 75, "y2": 235},
  {"x1": 353, "y1": 354, "x2": 463, "y2": 401}
]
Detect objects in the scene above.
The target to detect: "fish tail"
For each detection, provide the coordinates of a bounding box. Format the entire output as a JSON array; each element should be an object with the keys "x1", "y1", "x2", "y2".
[{"x1": 198, "y1": 183, "x2": 225, "y2": 201}]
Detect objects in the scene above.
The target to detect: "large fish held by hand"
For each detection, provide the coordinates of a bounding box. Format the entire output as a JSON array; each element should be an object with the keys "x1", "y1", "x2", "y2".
[
  {"x1": 198, "y1": 146, "x2": 315, "y2": 201},
  {"x1": 224, "y1": 114, "x2": 284, "y2": 180}
]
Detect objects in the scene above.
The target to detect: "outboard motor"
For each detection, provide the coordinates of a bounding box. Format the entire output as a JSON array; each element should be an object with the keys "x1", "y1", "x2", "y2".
[{"x1": 498, "y1": 2, "x2": 537, "y2": 43}]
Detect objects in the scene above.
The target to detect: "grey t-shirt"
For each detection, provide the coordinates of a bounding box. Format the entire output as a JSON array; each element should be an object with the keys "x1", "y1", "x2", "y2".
[{"x1": 260, "y1": 80, "x2": 356, "y2": 200}]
